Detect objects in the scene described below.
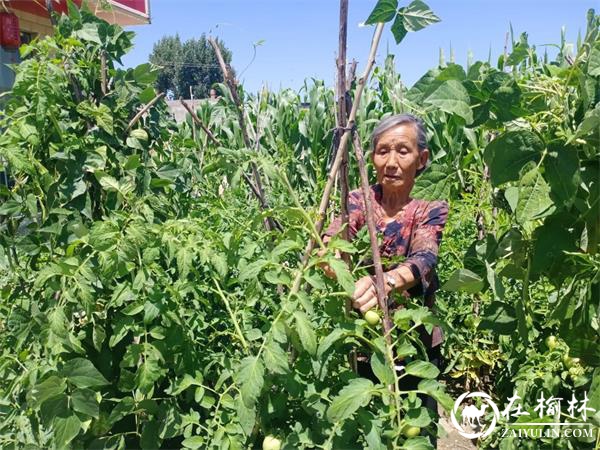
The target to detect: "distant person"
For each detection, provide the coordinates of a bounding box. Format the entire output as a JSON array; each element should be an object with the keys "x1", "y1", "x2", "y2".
[{"x1": 209, "y1": 88, "x2": 219, "y2": 101}]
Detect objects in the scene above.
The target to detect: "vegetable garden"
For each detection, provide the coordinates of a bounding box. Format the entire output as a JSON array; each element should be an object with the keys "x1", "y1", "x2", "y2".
[{"x1": 0, "y1": 1, "x2": 598, "y2": 449}]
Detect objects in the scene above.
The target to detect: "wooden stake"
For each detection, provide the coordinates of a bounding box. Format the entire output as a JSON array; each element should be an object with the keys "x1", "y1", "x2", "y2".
[
  {"x1": 180, "y1": 99, "x2": 220, "y2": 146},
  {"x1": 126, "y1": 92, "x2": 165, "y2": 132},
  {"x1": 290, "y1": 23, "x2": 385, "y2": 295},
  {"x1": 351, "y1": 132, "x2": 393, "y2": 346},
  {"x1": 208, "y1": 36, "x2": 275, "y2": 233}
]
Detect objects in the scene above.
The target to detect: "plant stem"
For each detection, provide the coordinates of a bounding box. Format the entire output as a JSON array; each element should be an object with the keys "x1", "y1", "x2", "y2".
[{"x1": 212, "y1": 278, "x2": 249, "y2": 351}]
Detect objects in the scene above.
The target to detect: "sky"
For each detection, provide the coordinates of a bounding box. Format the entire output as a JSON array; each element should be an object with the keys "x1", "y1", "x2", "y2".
[{"x1": 121, "y1": 0, "x2": 598, "y2": 94}]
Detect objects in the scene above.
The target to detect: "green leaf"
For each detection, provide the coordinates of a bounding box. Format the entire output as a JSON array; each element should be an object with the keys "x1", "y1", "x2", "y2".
[
  {"x1": 402, "y1": 436, "x2": 435, "y2": 450},
  {"x1": 390, "y1": 14, "x2": 408, "y2": 44},
  {"x1": 424, "y1": 80, "x2": 473, "y2": 124},
  {"x1": 136, "y1": 357, "x2": 162, "y2": 394},
  {"x1": 328, "y1": 258, "x2": 355, "y2": 296},
  {"x1": 40, "y1": 394, "x2": 69, "y2": 426},
  {"x1": 176, "y1": 247, "x2": 192, "y2": 279},
  {"x1": 506, "y1": 33, "x2": 529, "y2": 66},
  {"x1": 317, "y1": 328, "x2": 347, "y2": 358},
  {"x1": 108, "y1": 397, "x2": 135, "y2": 425},
  {"x1": 399, "y1": 0, "x2": 440, "y2": 31},
  {"x1": 441, "y1": 268, "x2": 483, "y2": 293},
  {"x1": 236, "y1": 396, "x2": 256, "y2": 437},
  {"x1": 327, "y1": 378, "x2": 374, "y2": 423},
  {"x1": 293, "y1": 311, "x2": 317, "y2": 356},
  {"x1": 406, "y1": 407, "x2": 434, "y2": 427},
  {"x1": 365, "y1": 0, "x2": 398, "y2": 25},
  {"x1": 516, "y1": 167, "x2": 555, "y2": 224},
  {"x1": 543, "y1": 147, "x2": 580, "y2": 207},
  {"x1": 236, "y1": 356, "x2": 264, "y2": 408},
  {"x1": 404, "y1": 360, "x2": 439, "y2": 379},
  {"x1": 238, "y1": 259, "x2": 268, "y2": 282},
  {"x1": 479, "y1": 301, "x2": 518, "y2": 335},
  {"x1": 141, "y1": 419, "x2": 161, "y2": 450},
  {"x1": 574, "y1": 104, "x2": 600, "y2": 138},
  {"x1": 417, "y1": 379, "x2": 454, "y2": 412},
  {"x1": 61, "y1": 358, "x2": 108, "y2": 389},
  {"x1": 412, "y1": 165, "x2": 451, "y2": 200},
  {"x1": 395, "y1": 340, "x2": 417, "y2": 359},
  {"x1": 483, "y1": 130, "x2": 543, "y2": 186},
  {"x1": 133, "y1": 63, "x2": 158, "y2": 84},
  {"x1": 181, "y1": 436, "x2": 205, "y2": 449},
  {"x1": 71, "y1": 388, "x2": 100, "y2": 419},
  {"x1": 531, "y1": 214, "x2": 578, "y2": 275},
  {"x1": 370, "y1": 352, "x2": 395, "y2": 385},
  {"x1": 327, "y1": 237, "x2": 358, "y2": 254},
  {"x1": 53, "y1": 414, "x2": 82, "y2": 449},
  {"x1": 263, "y1": 339, "x2": 289, "y2": 375},
  {"x1": 170, "y1": 373, "x2": 204, "y2": 396},
  {"x1": 587, "y1": 42, "x2": 600, "y2": 76}
]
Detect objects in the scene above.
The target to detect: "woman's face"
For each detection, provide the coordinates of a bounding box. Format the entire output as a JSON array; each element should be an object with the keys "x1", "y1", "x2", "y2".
[{"x1": 372, "y1": 123, "x2": 429, "y2": 192}]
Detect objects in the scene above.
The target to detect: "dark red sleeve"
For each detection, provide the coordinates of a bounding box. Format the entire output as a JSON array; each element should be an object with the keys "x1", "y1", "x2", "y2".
[
  {"x1": 397, "y1": 200, "x2": 449, "y2": 294},
  {"x1": 323, "y1": 189, "x2": 366, "y2": 240}
]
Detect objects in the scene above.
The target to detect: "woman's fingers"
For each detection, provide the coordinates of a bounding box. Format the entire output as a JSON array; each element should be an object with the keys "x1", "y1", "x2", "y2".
[
  {"x1": 352, "y1": 276, "x2": 378, "y2": 312},
  {"x1": 358, "y1": 297, "x2": 378, "y2": 314},
  {"x1": 353, "y1": 276, "x2": 373, "y2": 299}
]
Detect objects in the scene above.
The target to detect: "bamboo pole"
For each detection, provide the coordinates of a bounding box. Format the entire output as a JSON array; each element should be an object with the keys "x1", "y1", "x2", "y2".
[
  {"x1": 126, "y1": 92, "x2": 165, "y2": 132},
  {"x1": 179, "y1": 99, "x2": 220, "y2": 146},
  {"x1": 335, "y1": 0, "x2": 357, "y2": 373},
  {"x1": 180, "y1": 99, "x2": 283, "y2": 232},
  {"x1": 350, "y1": 132, "x2": 393, "y2": 344},
  {"x1": 208, "y1": 36, "x2": 275, "y2": 233},
  {"x1": 290, "y1": 23, "x2": 385, "y2": 295}
]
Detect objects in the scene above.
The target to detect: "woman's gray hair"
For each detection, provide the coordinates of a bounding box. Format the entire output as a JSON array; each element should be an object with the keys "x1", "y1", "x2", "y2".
[{"x1": 370, "y1": 113, "x2": 430, "y2": 176}]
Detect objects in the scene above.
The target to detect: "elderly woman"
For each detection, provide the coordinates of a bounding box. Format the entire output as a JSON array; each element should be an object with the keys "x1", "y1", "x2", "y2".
[{"x1": 321, "y1": 113, "x2": 448, "y2": 443}]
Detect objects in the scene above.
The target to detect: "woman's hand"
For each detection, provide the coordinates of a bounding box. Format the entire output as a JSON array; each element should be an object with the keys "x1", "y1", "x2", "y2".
[{"x1": 352, "y1": 275, "x2": 392, "y2": 314}]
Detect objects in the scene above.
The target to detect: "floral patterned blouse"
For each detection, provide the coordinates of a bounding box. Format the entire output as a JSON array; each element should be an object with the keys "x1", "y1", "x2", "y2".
[{"x1": 323, "y1": 184, "x2": 449, "y2": 347}]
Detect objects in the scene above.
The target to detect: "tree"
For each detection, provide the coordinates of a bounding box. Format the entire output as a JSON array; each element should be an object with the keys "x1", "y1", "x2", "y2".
[
  {"x1": 149, "y1": 34, "x2": 232, "y2": 99},
  {"x1": 149, "y1": 34, "x2": 182, "y2": 96}
]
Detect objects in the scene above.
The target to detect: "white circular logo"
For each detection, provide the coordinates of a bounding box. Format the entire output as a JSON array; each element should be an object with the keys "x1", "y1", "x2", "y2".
[{"x1": 450, "y1": 391, "x2": 500, "y2": 439}]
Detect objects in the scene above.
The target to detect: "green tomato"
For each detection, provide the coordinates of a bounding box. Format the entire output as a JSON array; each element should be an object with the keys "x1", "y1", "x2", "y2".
[
  {"x1": 545, "y1": 335, "x2": 558, "y2": 350},
  {"x1": 563, "y1": 355, "x2": 580, "y2": 369},
  {"x1": 364, "y1": 310, "x2": 381, "y2": 326},
  {"x1": 403, "y1": 426, "x2": 421, "y2": 438},
  {"x1": 262, "y1": 435, "x2": 282, "y2": 450}
]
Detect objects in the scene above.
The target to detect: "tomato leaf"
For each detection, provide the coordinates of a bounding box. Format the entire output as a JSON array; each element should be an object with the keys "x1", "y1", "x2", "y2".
[
  {"x1": 293, "y1": 311, "x2": 317, "y2": 356},
  {"x1": 60, "y1": 358, "x2": 108, "y2": 389},
  {"x1": 327, "y1": 378, "x2": 374, "y2": 423}
]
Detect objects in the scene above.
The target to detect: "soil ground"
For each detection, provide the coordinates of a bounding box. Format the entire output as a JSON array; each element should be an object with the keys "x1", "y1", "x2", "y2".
[{"x1": 437, "y1": 405, "x2": 479, "y2": 450}]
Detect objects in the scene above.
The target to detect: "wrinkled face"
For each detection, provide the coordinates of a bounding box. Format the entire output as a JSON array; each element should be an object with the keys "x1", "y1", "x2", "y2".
[{"x1": 372, "y1": 123, "x2": 429, "y2": 191}]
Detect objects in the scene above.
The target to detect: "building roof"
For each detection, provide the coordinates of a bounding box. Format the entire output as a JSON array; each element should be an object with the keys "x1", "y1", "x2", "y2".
[{"x1": 7, "y1": 0, "x2": 150, "y2": 26}]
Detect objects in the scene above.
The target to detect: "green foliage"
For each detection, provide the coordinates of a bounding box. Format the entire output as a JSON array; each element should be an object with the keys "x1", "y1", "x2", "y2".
[{"x1": 0, "y1": 2, "x2": 599, "y2": 449}]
